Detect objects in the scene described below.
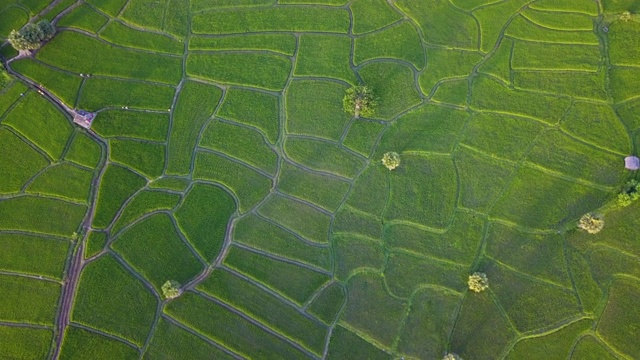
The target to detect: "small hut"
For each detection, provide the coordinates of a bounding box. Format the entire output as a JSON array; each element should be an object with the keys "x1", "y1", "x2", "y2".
[
  {"x1": 625, "y1": 156, "x2": 640, "y2": 170},
  {"x1": 73, "y1": 110, "x2": 96, "y2": 129}
]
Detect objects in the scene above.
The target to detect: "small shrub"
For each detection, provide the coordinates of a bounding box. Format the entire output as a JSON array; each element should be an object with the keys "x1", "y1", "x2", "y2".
[
  {"x1": 161, "y1": 280, "x2": 182, "y2": 299},
  {"x1": 468, "y1": 272, "x2": 489, "y2": 293},
  {"x1": 443, "y1": 354, "x2": 462, "y2": 360},
  {"x1": 343, "y1": 85, "x2": 376, "y2": 118},
  {"x1": 620, "y1": 11, "x2": 632, "y2": 21},
  {"x1": 617, "y1": 180, "x2": 639, "y2": 207},
  {"x1": 578, "y1": 213, "x2": 604, "y2": 234},
  {"x1": 382, "y1": 152, "x2": 401, "y2": 170}
]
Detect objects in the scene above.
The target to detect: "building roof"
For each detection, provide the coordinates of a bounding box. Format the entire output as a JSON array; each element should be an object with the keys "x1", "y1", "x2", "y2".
[
  {"x1": 73, "y1": 110, "x2": 96, "y2": 129},
  {"x1": 625, "y1": 156, "x2": 640, "y2": 170}
]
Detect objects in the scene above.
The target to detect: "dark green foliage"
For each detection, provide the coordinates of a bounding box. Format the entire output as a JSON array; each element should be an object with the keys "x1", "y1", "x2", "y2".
[
  {"x1": 174, "y1": 183, "x2": 236, "y2": 261},
  {"x1": 343, "y1": 85, "x2": 377, "y2": 118},
  {"x1": 8, "y1": 20, "x2": 55, "y2": 51},
  {"x1": 72, "y1": 255, "x2": 156, "y2": 345}
]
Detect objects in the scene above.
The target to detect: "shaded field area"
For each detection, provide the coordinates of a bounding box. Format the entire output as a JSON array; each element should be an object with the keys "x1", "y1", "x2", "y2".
[{"x1": 1, "y1": 0, "x2": 639, "y2": 359}]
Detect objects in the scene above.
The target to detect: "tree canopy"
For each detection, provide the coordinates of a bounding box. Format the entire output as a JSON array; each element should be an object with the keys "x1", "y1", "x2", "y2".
[
  {"x1": 343, "y1": 85, "x2": 376, "y2": 118},
  {"x1": 8, "y1": 20, "x2": 56, "y2": 51}
]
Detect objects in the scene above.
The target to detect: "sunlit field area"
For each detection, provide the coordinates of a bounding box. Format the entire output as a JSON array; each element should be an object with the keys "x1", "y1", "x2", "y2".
[{"x1": 1, "y1": 0, "x2": 640, "y2": 359}]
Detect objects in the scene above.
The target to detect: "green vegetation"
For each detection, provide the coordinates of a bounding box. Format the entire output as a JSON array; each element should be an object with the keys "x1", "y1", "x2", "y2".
[
  {"x1": 0, "y1": 274, "x2": 60, "y2": 325},
  {"x1": 8, "y1": 20, "x2": 55, "y2": 51},
  {"x1": 0, "y1": 326, "x2": 52, "y2": 359},
  {"x1": 381, "y1": 151, "x2": 401, "y2": 170},
  {"x1": 59, "y1": 326, "x2": 139, "y2": 360},
  {"x1": 93, "y1": 164, "x2": 146, "y2": 229},
  {"x1": 343, "y1": 85, "x2": 377, "y2": 118},
  {"x1": 468, "y1": 272, "x2": 489, "y2": 292},
  {"x1": 161, "y1": 280, "x2": 182, "y2": 299}
]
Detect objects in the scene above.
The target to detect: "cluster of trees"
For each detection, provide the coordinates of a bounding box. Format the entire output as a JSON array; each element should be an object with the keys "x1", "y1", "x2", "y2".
[
  {"x1": 617, "y1": 180, "x2": 639, "y2": 207},
  {"x1": 8, "y1": 20, "x2": 55, "y2": 51}
]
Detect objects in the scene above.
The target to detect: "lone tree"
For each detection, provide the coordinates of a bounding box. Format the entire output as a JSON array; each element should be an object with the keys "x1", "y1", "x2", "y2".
[
  {"x1": 443, "y1": 354, "x2": 462, "y2": 360},
  {"x1": 343, "y1": 85, "x2": 376, "y2": 118},
  {"x1": 617, "y1": 180, "x2": 639, "y2": 207},
  {"x1": 578, "y1": 213, "x2": 604, "y2": 234},
  {"x1": 382, "y1": 151, "x2": 401, "y2": 170},
  {"x1": 8, "y1": 20, "x2": 56, "y2": 52},
  {"x1": 468, "y1": 272, "x2": 489, "y2": 293},
  {"x1": 161, "y1": 280, "x2": 182, "y2": 299}
]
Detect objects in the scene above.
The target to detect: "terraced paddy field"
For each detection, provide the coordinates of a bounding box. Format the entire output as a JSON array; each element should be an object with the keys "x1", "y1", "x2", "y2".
[{"x1": 1, "y1": 0, "x2": 640, "y2": 359}]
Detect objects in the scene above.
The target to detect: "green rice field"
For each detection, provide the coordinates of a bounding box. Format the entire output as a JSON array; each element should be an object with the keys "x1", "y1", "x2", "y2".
[{"x1": 1, "y1": 0, "x2": 639, "y2": 359}]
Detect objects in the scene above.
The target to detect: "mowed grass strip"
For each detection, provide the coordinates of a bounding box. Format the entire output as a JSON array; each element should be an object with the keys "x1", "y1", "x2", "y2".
[
  {"x1": 92, "y1": 110, "x2": 169, "y2": 142},
  {"x1": 10, "y1": 59, "x2": 82, "y2": 106},
  {"x1": 37, "y1": 32, "x2": 182, "y2": 84},
  {"x1": 72, "y1": 255, "x2": 156, "y2": 346},
  {"x1": 27, "y1": 162, "x2": 93, "y2": 202},
  {"x1": 100, "y1": 21, "x2": 183, "y2": 54},
  {"x1": 64, "y1": 132, "x2": 102, "y2": 169},
  {"x1": 0, "y1": 326, "x2": 52, "y2": 360},
  {"x1": 78, "y1": 77, "x2": 175, "y2": 111},
  {"x1": 165, "y1": 292, "x2": 310, "y2": 359},
  {"x1": 112, "y1": 213, "x2": 204, "y2": 290},
  {"x1": 258, "y1": 194, "x2": 332, "y2": 244},
  {"x1": 3, "y1": 91, "x2": 73, "y2": 160},
  {"x1": 355, "y1": 22, "x2": 424, "y2": 69},
  {"x1": 197, "y1": 269, "x2": 328, "y2": 356},
  {"x1": 278, "y1": 162, "x2": 351, "y2": 212},
  {"x1": 93, "y1": 164, "x2": 146, "y2": 229},
  {"x1": 174, "y1": 183, "x2": 236, "y2": 261},
  {"x1": 189, "y1": 34, "x2": 296, "y2": 56},
  {"x1": 187, "y1": 53, "x2": 291, "y2": 91},
  {"x1": 143, "y1": 318, "x2": 235, "y2": 360},
  {"x1": 193, "y1": 152, "x2": 272, "y2": 213},
  {"x1": 166, "y1": 81, "x2": 222, "y2": 175},
  {"x1": 233, "y1": 214, "x2": 332, "y2": 270},
  {"x1": 0, "y1": 196, "x2": 86, "y2": 236},
  {"x1": 0, "y1": 274, "x2": 60, "y2": 325},
  {"x1": 0, "y1": 127, "x2": 49, "y2": 194},
  {"x1": 218, "y1": 88, "x2": 280, "y2": 144},
  {"x1": 224, "y1": 246, "x2": 331, "y2": 305},
  {"x1": 110, "y1": 139, "x2": 165, "y2": 179},
  {"x1": 191, "y1": 7, "x2": 349, "y2": 34},
  {"x1": 200, "y1": 121, "x2": 278, "y2": 175},
  {"x1": 284, "y1": 138, "x2": 366, "y2": 178},
  {"x1": 111, "y1": 189, "x2": 181, "y2": 235},
  {"x1": 59, "y1": 326, "x2": 139, "y2": 360},
  {"x1": 0, "y1": 233, "x2": 69, "y2": 279}
]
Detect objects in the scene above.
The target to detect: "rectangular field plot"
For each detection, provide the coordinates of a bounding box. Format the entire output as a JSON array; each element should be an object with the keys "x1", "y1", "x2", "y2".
[
  {"x1": 26, "y1": 163, "x2": 93, "y2": 202},
  {"x1": 72, "y1": 255, "x2": 156, "y2": 346},
  {"x1": 37, "y1": 32, "x2": 182, "y2": 84},
  {"x1": 166, "y1": 81, "x2": 222, "y2": 175},
  {"x1": 562, "y1": 101, "x2": 631, "y2": 155},
  {"x1": 110, "y1": 139, "x2": 165, "y2": 179},
  {"x1": 521, "y1": 8, "x2": 594, "y2": 31},
  {"x1": 512, "y1": 42, "x2": 601, "y2": 71},
  {"x1": 56, "y1": 3, "x2": 109, "y2": 34},
  {"x1": 0, "y1": 196, "x2": 86, "y2": 236},
  {"x1": 193, "y1": 152, "x2": 272, "y2": 213},
  {"x1": 514, "y1": 70, "x2": 607, "y2": 100},
  {"x1": 419, "y1": 48, "x2": 482, "y2": 93},
  {"x1": 120, "y1": 0, "x2": 189, "y2": 37},
  {"x1": 0, "y1": 82, "x2": 27, "y2": 116},
  {"x1": 531, "y1": 0, "x2": 598, "y2": 16},
  {"x1": 92, "y1": 110, "x2": 169, "y2": 141},
  {"x1": 258, "y1": 194, "x2": 332, "y2": 244},
  {"x1": 342, "y1": 119, "x2": 386, "y2": 157},
  {"x1": 505, "y1": 16, "x2": 599, "y2": 45},
  {"x1": 385, "y1": 155, "x2": 457, "y2": 230},
  {"x1": 508, "y1": 318, "x2": 592, "y2": 359},
  {"x1": 608, "y1": 20, "x2": 640, "y2": 67},
  {"x1": 610, "y1": 67, "x2": 640, "y2": 103},
  {"x1": 59, "y1": 326, "x2": 139, "y2": 360},
  {"x1": 112, "y1": 213, "x2": 204, "y2": 290},
  {"x1": 217, "y1": 88, "x2": 279, "y2": 144},
  {"x1": 165, "y1": 293, "x2": 310, "y2": 359},
  {"x1": 197, "y1": 269, "x2": 328, "y2": 356},
  {"x1": 278, "y1": 162, "x2": 351, "y2": 212},
  {"x1": 355, "y1": 22, "x2": 424, "y2": 69},
  {"x1": 187, "y1": 53, "x2": 291, "y2": 91},
  {"x1": 191, "y1": 7, "x2": 350, "y2": 34},
  {"x1": 0, "y1": 127, "x2": 49, "y2": 194},
  {"x1": 189, "y1": 34, "x2": 296, "y2": 56},
  {"x1": 64, "y1": 132, "x2": 102, "y2": 169},
  {"x1": 350, "y1": 0, "x2": 403, "y2": 35},
  {"x1": 85, "y1": 230, "x2": 107, "y2": 259},
  {"x1": 596, "y1": 278, "x2": 640, "y2": 358},
  {"x1": 491, "y1": 166, "x2": 610, "y2": 230},
  {"x1": 295, "y1": 35, "x2": 357, "y2": 83},
  {"x1": 333, "y1": 206, "x2": 384, "y2": 240},
  {"x1": 345, "y1": 164, "x2": 389, "y2": 217},
  {"x1": 0, "y1": 326, "x2": 52, "y2": 360},
  {"x1": 0, "y1": 274, "x2": 60, "y2": 325},
  {"x1": 86, "y1": 0, "x2": 128, "y2": 16},
  {"x1": 233, "y1": 214, "x2": 332, "y2": 270},
  {"x1": 111, "y1": 189, "x2": 181, "y2": 235},
  {"x1": 93, "y1": 164, "x2": 146, "y2": 229},
  {"x1": 190, "y1": 0, "x2": 274, "y2": 11},
  {"x1": 334, "y1": 235, "x2": 385, "y2": 280},
  {"x1": 78, "y1": 77, "x2": 175, "y2": 111},
  {"x1": 284, "y1": 138, "x2": 366, "y2": 178},
  {"x1": 200, "y1": 121, "x2": 278, "y2": 175},
  {"x1": 0, "y1": 233, "x2": 69, "y2": 279},
  {"x1": 306, "y1": 282, "x2": 345, "y2": 325},
  {"x1": 3, "y1": 91, "x2": 73, "y2": 160},
  {"x1": 143, "y1": 318, "x2": 235, "y2": 360},
  {"x1": 385, "y1": 211, "x2": 484, "y2": 265},
  {"x1": 472, "y1": 0, "x2": 528, "y2": 52},
  {"x1": 100, "y1": 21, "x2": 184, "y2": 54},
  {"x1": 328, "y1": 325, "x2": 391, "y2": 359},
  {"x1": 224, "y1": 246, "x2": 331, "y2": 305},
  {"x1": 526, "y1": 130, "x2": 625, "y2": 187},
  {"x1": 471, "y1": 76, "x2": 571, "y2": 124},
  {"x1": 10, "y1": 59, "x2": 82, "y2": 106}
]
